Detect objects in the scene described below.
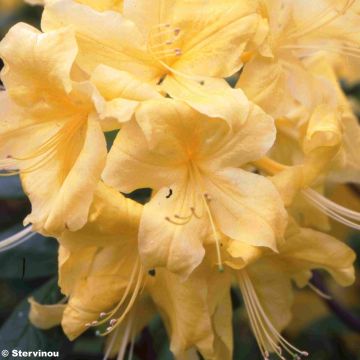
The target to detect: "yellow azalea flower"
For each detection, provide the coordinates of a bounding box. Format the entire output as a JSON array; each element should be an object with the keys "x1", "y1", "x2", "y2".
[
  {"x1": 148, "y1": 262, "x2": 233, "y2": 360},
  {"x1": 0, "y1": 24, "x2": 159, "y2": 236},
  {"x1": 103, "y1": 98, "x2": 287, "y2": 277},
  {"x1": 251, "y1": 52, "x2": 360, "y2": 231},
  {"x1": 29, "y1": 182, "x2": 232, "y2": 360},
  {"x1": 28, "y1": 182, "x2": 157, "y2": 359},
  {"x1": 304, "y1": 55, "x2": 360, "y2": 185},
  {"x1": 238, "y1": 0, "x2": 360, "y2": 118},
  {"x1": 55, "y1": 182, "x2": 144, "y2": 340},
  {"x1": 226, "y1": 219, "x2": 356, "y2": 360},
  {"x1": 41, "y1": 0, "x2": 263, "y2": 124}
]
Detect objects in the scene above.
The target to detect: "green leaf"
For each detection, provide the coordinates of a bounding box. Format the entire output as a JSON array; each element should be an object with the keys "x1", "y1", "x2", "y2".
[
  {"x1": 0, "y1": 278, "x2": 72, "y2": 359},
  {"x1": 0, "y1": 176, "x2": 25, "y2": 199},
  {"x1": 0, "y1": 224, "x2": 58, "y2": 279},
  {"x1": 148, "y1": 316, "x2": 173, "y2": 360}
]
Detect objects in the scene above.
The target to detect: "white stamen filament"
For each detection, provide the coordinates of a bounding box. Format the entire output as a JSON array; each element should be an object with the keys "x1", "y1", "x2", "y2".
[
  {"x1": 102, "y1": 326, "x2": 121, "y2": 360},
  {"x1": 238, "y1": 271, "x2": 309, "y2": 360},
  {"x1": 303, "y1": 188, "x2": 360, "y2": 230},
  {"x1": 308, "y1": 283, "x2": 332, "y2": 300},
  {"x1": 117, "y1": 315, "x2": 134, "y2": 360},
  {"x1": 87, "y1": 260, "x2": 145, "y2": 338},
  {"x1": 287, "y1": 0, "x2": 355, "y2": 40},
  {"x1": 0, "y1": 118, "x2": 84, "y2": 177},
  {"x1": 0, "y1": 226, "x2": 35, "y2": 253}
]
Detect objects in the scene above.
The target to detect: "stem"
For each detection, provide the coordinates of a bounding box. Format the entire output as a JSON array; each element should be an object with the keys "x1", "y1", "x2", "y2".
[{"x1": 311, "y1": 272, "x2": 360, "y2": 333}]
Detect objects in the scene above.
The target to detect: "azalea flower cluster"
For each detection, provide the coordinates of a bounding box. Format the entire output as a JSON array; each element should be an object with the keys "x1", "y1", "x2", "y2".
[{"x1": 0, "y1": 0, "x2": 360, "y2": 359}]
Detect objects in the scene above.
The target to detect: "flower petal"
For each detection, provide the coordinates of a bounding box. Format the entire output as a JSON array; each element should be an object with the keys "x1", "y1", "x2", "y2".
[
  {"x1": 280, "y1": 223, "x2": 356, "y2": 287},
  {"x1": 206, "y1": 168, "x2": 287, "y2": 251},
  {"x1": 162, "y1": 76, "x2": 250, "y2": 127},
  {"x1": 103, "y1": 119, "x2": 185, "y2": 193},
  {"x1": 23, "y1": 116, "x2": 107, "y2": 236},
  {"x1": 139, "y1": 184, "x2": 207, "y2": 278},
  {"x1": 42, "y1": 0, "x2": 160, "y2": 80},
  {"x1": 29, "y1": 298, "x2": 65, "y2": 330},
  {"x1": 0, "y1": 23, "x2": 77, "y2": 106},
  {"x1": 148, "y1": 264, "x2": 232, "y2": 359}
]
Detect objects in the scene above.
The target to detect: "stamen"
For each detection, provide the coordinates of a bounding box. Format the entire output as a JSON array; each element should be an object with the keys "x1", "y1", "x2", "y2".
[
  {"x1": 303, "y1": 189, "x2": 360, "y2": 230},
  {"x1": 287, "y1": 0, "x2": 356, "y2": 41},
  {"x1": 308, "y1": 283, "x2": 332, "y2": 300},
  {"x1": 238, "y1": 271, "x2": 309, "y2": 359},
  {"x1": 0, "y1": 226, "x2": 35, "y2": 253},
  {"x1": 94, "y1": 261, "x2": 145, "y2": 337},
  {"x1": 0, "y1": 117, "x2": 85, "y2": 177},
  {"x1": 116, "y1": 315, "x2": 134, "y2": 360},
  {"x1": 174, "y1": 48, "x2": 182, "y2": 56},
  {"x1": 191, "y1": 165, "x2": 224, "y2": 272},
  {"x1": 165, "y1": 216, "x2": 192, "y2": 225},
  {"x1": 102, "y1": 326, "x2": 120, "y2": 360}
]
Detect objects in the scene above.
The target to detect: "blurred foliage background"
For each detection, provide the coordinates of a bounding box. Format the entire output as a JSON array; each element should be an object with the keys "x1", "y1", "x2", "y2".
[{"x1": 0, "y1": 2, "x2": 360, "y2": 359}]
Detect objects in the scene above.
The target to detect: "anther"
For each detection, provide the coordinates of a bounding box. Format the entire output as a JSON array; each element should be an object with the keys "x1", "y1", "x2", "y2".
[
  {"x1": 190, "y1": 207, "x2": 202, "y2": 219},
  {"x1": 110, "y1": 319, "x2": 117, "y2": 326},
  {"x1": 99, "y1": 312, "x2": 107, "y2": 318},
  {"x1": 148, "y1": 269, "x2": 156, "y2": 277},
  {"x1": 85, "y1": 323, "x2": 91, "y2": 327},
  {"x1": 174, "y1": 48, "x2": 182, "y2": 56},
  {"x1": 106, "y1": 326, "x2": 113, "y2": 332},
  {"x1": 91, "y1": 320, "x2": 98, "y2": 326}
]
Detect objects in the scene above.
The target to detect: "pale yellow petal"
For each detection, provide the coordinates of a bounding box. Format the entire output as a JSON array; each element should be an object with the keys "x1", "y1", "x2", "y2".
[
  {"x1": 244, "y1": 259, "x2": 294, "y2": 332},
  {"x1": 237, "y1": 56, "x2": 294, "y2": 118},
  {"x1": 23, "y1": 116, "x2": 107, "y2": 236},
  {"x1": 29, "y1": 297, "x2": 65, "y2": 330},
  {"x1": 162, "y1": 76, "x2": 250, "y2": 127},
  {"x1": 139, "y1": 184, "x2": 207, "y2": 278},
  {"x1": 280, "y1": 223, "x2": 356, "y2": 287},
  {"x1": 42, "y1": 0, "x2": 160, "y2": 80},
  {"x1": 206, "y1": 168, "x2": 287, "y2": 251},
  {"x1": 62, "y1": 243, "x2": 141, "y2": 340},
  {"x1": 124, "y1": 0, "x2": 260, "y2": 77},
  {"x1": 91, "y1": 65, "x2": 162, "y2": 125},
  {"x1": 103, "y1": 119, "x2": 185, "y2": 193},
  {"x1": 58, "y1": 182, "x2": 142, "y2": 294},
  {"x1": 0, "y1": 23, "x2": 77, "y2": 107},
  {"x1": 148, "y1": 265, "x2": 232, "y2": 359}
]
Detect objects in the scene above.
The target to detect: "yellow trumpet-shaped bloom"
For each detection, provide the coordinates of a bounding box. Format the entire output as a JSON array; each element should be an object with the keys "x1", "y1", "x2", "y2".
[
  {"x1": 41, "y1": 0, "x2": 263, "y2": 124},
  {"x1": 225, "y1": 219, "x2": 356, "y2": 360},
  {"x1": 103, "y1": 98, "x2": 287, "y2": 277},
  {"x1": 52, "y1": 182, "x2": 143, "y2": 340},
  {"x1": 0, "y1": 24, "x2": 160, "y2": 236},
  {"x1": 29, "y1": 182, "x2": 233, "y2": 360},
  {"x1": 238, "y1": 0, "x2": 360, "y2": 119}
]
